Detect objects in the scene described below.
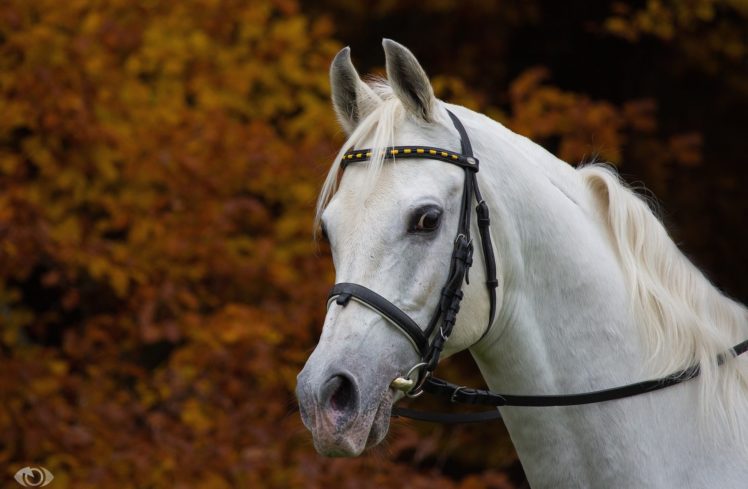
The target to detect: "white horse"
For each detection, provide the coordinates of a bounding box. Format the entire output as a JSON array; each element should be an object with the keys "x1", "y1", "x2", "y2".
[{"x1": 296, "y1": 39, "x2": 748, "y2": 488}]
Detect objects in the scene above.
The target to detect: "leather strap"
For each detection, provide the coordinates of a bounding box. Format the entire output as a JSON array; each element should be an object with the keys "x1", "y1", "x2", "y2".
[
  {"x1": 472, "y1": 173, "x2": 498, "y2": 331},
  {"x1": 328, "y1": 283, "x2": 429, "y2": 356},
  {"x1": 391, "y1": 338, "x2": 748, "y2": 423},
  {"x1": 446, "y1": 110, "x2": 473, "y2": 157},
  {"x1": 341, "y1": 145, "x2": 479, "y2": 171},
  {"x1": 446, "y1": 111, "x2": 498, "y2": 332},
  {"x1": 423, "y1": 368, "x2": 701, "y2": 407}
]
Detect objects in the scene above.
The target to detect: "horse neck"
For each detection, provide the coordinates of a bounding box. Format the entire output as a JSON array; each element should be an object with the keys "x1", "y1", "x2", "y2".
[{"x1": 460, "y1": 112, "x2": 748, "y2": 488}]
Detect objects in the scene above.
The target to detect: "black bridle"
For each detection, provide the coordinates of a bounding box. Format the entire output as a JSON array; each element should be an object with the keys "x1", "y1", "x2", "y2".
[
  {"x1": 326, "y1": 109, "x2": 748, "y2": 424},
  {"x1": 328, "y1": 110, "x2": 497, "y2": 388}
]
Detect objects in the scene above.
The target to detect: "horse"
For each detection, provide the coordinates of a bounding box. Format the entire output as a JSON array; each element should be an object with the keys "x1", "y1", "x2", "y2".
[{"x1": 296, "y1": 39, "x2": 748, "y2": 488}]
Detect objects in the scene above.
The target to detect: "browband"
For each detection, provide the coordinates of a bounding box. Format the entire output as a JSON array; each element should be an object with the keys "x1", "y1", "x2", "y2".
[{"x1": 342, "y1": 146, "x2": 479, "y2": 170}]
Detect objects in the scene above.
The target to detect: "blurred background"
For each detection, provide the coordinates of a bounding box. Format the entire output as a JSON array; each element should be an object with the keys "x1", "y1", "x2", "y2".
[{"x1": 1, "y1": 0, "x2": 746, "y2": 487}]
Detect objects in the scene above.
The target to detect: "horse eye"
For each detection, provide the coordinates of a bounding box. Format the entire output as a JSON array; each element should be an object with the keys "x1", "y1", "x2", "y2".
[
  {"x1": 320, "y1": 223, "x2": 330, "y2": 242},
  {"x1": 409, "y1": 206, "x2": 442, "y2": 233}
]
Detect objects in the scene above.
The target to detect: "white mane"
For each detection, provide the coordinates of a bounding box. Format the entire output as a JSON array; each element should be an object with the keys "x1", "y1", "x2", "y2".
[{"x1": 581, "y1": 165, "x2": 748, "y2": 443}]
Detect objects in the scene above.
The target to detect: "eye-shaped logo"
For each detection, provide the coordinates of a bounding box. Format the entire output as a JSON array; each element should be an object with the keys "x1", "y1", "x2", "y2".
[{"x1": 13, "y1": 467, "x2": 54, "y2": 487}]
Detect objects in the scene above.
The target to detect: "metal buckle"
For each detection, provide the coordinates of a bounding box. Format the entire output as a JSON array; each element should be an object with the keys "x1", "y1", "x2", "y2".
[
  {"x1": 450, "y1": 386, "x2": 467, "y2": 403},
  {"x1": 454, "y1": 233, "x2": 473, "y2": 249}
]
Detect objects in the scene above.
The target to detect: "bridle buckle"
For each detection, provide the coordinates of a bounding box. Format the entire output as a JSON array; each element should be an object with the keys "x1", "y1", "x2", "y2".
[{"x1": 450, "y1": 386, "x2": 467, "y2": 403}]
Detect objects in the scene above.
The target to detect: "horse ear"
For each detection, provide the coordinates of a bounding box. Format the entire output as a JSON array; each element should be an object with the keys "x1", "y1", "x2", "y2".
[
  {"x1": 383, "y1": 39, "x2": 435, "y2": 122},
  {"x1": 330, "y1": 47, "x2": 380, "y2": 135}
]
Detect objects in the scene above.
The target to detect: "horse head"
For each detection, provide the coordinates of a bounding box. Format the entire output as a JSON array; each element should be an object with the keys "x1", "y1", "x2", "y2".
[{"x1": 295, "y1": 40, "x2": 496, "y2": 456}]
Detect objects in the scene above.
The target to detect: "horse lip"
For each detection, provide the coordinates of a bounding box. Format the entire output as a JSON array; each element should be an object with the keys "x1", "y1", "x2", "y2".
[
  {"x1": 365, "y1": 392, "x2": 393, "y2": 448},
  {"x1": 311, "y1": 409, "x2": 368, "y2": 457},
  {"x1": 311, "y1": 388, "x2": 394, "y2": 456}
]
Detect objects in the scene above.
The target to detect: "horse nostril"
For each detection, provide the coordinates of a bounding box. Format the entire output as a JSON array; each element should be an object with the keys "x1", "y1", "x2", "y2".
[
  {"x1": 330, "y1": 376, "x2": 353, "y2": 411},
  {"x1": 322, "y1": 373, "x2": 358, "y2": 417}
]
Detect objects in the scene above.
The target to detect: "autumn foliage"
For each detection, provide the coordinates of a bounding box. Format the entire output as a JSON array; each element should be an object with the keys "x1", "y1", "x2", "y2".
[{"x1": 1, "y1": 0, "x2": 746, "y2": 487}]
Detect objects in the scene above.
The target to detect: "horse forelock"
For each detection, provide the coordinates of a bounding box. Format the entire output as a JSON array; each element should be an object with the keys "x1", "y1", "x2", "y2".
[{"x1": 315, "y1": 79, "x2": 452, "y2": 237}]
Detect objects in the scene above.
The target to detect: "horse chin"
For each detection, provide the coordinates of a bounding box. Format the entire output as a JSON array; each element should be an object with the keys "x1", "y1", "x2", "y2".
[
  {"x1": 312, "y1": 390, "x2": 393, "y2": 457},
  {"x1": 364, "y1": 392, "x2": 393, "y2": 449}
]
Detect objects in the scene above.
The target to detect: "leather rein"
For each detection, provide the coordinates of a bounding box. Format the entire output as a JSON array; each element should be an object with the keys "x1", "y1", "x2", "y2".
[{"x1": 326, "y1": 110, "x2": 748, "y2": 424}]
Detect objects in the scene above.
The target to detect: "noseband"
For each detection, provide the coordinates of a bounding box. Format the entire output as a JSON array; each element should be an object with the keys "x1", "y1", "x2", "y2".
[{"x1": 325, "y1": 109, "x2": 748, "y2": 423}]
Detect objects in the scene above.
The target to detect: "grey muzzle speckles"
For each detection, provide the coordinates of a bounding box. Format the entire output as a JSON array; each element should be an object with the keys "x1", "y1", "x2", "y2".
[
  {"x1": 295, "y1": 334, "x2": 410, "y2": 457},
  {"x1": 296, "y1": 365, "x2": 376, "y2": 456}
]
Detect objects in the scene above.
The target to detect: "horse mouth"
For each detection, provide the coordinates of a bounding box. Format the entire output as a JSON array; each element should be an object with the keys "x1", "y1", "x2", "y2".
[
  {"x1": 365, "y1": 392, "x2": 394, "y2": 448},
  {"x1": 309, "y1": 388, "x2": 395, "y2": 457}
]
